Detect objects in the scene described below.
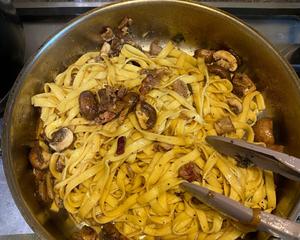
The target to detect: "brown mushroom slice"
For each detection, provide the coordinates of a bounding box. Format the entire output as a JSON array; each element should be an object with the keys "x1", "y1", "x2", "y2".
[
  {"x1": 213, "y1": 50, "x2": 238, "y2": 72},
  {"x1": 101, "y1": 223, "x2": 128, "y2": 240},
  {"x1": 153, "y1": 142, "x2": 173, "y2": 152},
  {"x1": 172, "y1": 80, "x2": 190, "y2": 98},
  {"x1": 49, "y1": 127, "x2": 74, "y2": 152},
  {"x1": 95, "y1": 111, "x2": 117, "y2": 125},
  {"x1": 110, "y1": 101, "x2": 126, "y2": 115},
  {"x1": 56, "y1": 157, "x2": 65, "y2": 172},
  {"x1": 139, "y1": 72, "x2": 158, "y2": 95},
  {"x1": 54, "y1": 195, "x2": 64, "y2": 209},
  {"x1": 207, "y1": 63, "x2": 231, "y2": 80},
  {"x1": 214, "y1": 116, "x2": 235, "y2": 135},
  {"x1": 118, "y1": 92, "x2": 140, "y2": 123},
  {"x1": 227, "y1": 98, "x2": 243, "y2": 114},
  {"x1": 100, "y1": 42, "x2": 111, "y2": 57},
  {"x1": 33, "y1": 168, "x2": 46, "y2": 181},
  {"x1": 150, "y1": 39, "x2": 162, "y2": 55},
  {"x1": 123, "y1": 92, "x2": 139, "y2": 112},
  {"x1": 116, "y1": 86, "x2": 128, "y2": 99},
  {"x1": 110, "y1": 38, "x2": 124, "y2": 57},
  {"x1": 79, "y1": 91, "x2": 99, "y2": 120},
  {"x1": 98, "y1": 87, "x2": 117, "y2": 112},
  {"x1": 101, "y1": 27, "x2": 115, "y2": 42},
  {"x1": 178, "y1": 162, "x2": 202, "y2": 182},
  {"x1": 253, "y1": 118, "x2": 275, "y2": 145},
  {"x1": 228, "y1": 48, "x2": 242, "y2": 67},
  {"x1": 232, "y1": 73, "x2": 256, "y2": 97},
  {"x1": 139, "y1": 69, "x2": 168, "y2": 95},
  {"x1": 72, "y1": 226, "x2": 98, "y2": 240},
  {"x1": 194, "y1": 49, "x2": 215, "y2": 63},
  {"x1": 29, "y1": 145, "x2": 51, "y2": 170},
  {"x1": 118, "y1": 16, "x2": 133, "y2": 29},
  {"x1": 136, "y1": 101, "x2": 157, "y2": 130}
]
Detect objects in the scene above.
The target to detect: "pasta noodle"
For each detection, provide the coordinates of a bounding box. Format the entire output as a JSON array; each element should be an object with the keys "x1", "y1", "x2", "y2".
[{"x1": 31, "y1": 41, "x2": 276, "y2": 239}]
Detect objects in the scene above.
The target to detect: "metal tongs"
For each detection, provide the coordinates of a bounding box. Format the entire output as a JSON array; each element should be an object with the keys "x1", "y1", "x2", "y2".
[{"x1": 181, "y1": 136, "x2": 300, "y2": 240}]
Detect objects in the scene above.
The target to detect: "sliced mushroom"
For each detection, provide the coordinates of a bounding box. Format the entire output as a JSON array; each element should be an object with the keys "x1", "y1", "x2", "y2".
[
  {"x1": 56, "y1": 157, "x2": 65, "y2": 172},
  {"x1": 101, "y1": 223, "x2": 128, "y2": 240},
  {"x1": 153, "y1": 142, "x2": 173, "y2": 152},
  {"x1": 111, "y1": 101, "x2": 126, "y2": 114},
  {"x1": 139, "y1": 69, "x2": 168, "y2": 95},
  {"x1": 79, "y1": 91, "x2": 99, "y2": 120},
  {"x1": 49, "y1": 127, "x2": 74, "y2": 152},
  {"x1": 118, "y1": 16, "x2": 133, "y2": 30},
  {"x1": 232, "y1": 73, "x2": 256, "y2": 97},
  {"x1": 140, "y1": 73, "x2": 156, "y2": 95},
  {"x1": 172, "y1": 80, "x2": 190, "y2": 98},
  {"x1": 194, "y1": 49, "x2": 215, "y2": 63},
  {"x1": 136, "y1": 101, "x2": 157, "y2": 130},
  {"x1": 98, "y1": 87, "x2": 117, "y2": 112},
  {"x1": 95, "y1": 87, "x2": 136, "y2": 124},
  {"x1": 118, "y1": 92, "x2": 140, "y2": 123},
  {"x1": 213, "y1": 50, "x2": 238, "y2": 72},
  {"x1": 98, "y1": 16, "x2": 135, "y2": 57},
  {"x1": 178, "y1": 162, "x2": 202, "y2": 182},
  {"x1": 227, "y1": 98, "x2": 243, "y2": 114},
  {"x1": 100, "y1": 42, "x2": 111, "y2": 57},
  {"x1": 95, "y1": 111, "x2": 117, "y2": 125},
  {"x1": 228, "y1": 48, "x2": 242, "y2": 67},
  {"x1": 214, "y1": 116, "x2": 235, "y2": 135},
  {"x1": 253, "y1": 118, "x2": 275, "y2": 145},
  {"x1": 110, "y1": 38, "x2": 124, "y2": 57},
  {"x1": 149, "y1": 39, "x2": 162, "y2": 55},
  {"x1": 207, "y1": 63, "x2": 231, "y2": 80},
  {"x1": 116, "y1": 86, "x2": 127, "y2": 99},
  {"x1": 123, "y1": 92, "x2": 139, "y2": 112},
  {"x1": 29, "y1": 144, "x2": 51, "y2": 170},
  {"x1": 115, "y1": 16, "x2": 133, "y2": 39},
  {"x1": 72, "y1": 226, "x2": 98, "y2": 240},
  {"x1": 54, "y1": 195, "x2": 64, "y2": 209},
  {"x1": 33, "y1": 168, "x2": 47, "y2": 181},
  {"x1": 101, "y1": 27, "x2": 115, "y2": 42}
]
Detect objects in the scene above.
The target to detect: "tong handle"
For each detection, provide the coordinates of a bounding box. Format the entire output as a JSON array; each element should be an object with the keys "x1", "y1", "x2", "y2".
[{"x1": 259, "y1": 211, "x2": 300, "y2": 240}]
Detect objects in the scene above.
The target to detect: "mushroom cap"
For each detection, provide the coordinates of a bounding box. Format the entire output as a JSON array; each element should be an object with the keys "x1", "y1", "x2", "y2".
[
  {"x1": 135, "y1": 101, "x2": 157, "y2": 130},
  {"x1": 49, "y1": 127, "x2": 74, "y2": 152},
  {"x1": 213, "y1": 50, "x2": 238, "y2": 72}
]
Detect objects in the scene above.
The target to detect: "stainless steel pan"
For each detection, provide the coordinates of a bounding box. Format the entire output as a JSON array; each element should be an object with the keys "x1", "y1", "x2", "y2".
[{"x1": 3, "y1": 1, "x2": 300, "y2": 239}]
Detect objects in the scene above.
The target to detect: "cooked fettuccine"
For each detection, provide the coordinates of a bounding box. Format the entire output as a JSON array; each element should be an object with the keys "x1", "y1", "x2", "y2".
[{"x1": 31, "y1": 40, "x2": 276, "y2": 240}]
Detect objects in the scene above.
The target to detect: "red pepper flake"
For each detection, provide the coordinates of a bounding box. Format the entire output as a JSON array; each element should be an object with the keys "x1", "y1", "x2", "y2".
[{"x1": 116, "y1": 136, "x2": 126, "y2": 155}]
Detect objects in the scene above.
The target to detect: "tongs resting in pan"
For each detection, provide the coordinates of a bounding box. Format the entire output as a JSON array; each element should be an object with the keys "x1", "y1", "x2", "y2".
[
  {"x1": 181, "y1": 136, "x2": 300, "y2": 240},
  {"x1": 206, "y1": 136, "x2": 300, "y2": 182}
]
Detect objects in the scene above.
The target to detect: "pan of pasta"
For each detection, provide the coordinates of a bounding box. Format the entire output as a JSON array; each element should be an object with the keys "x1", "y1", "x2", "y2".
[{"x1": 3, "y1": 1, "x2": 300, "y2": 240}]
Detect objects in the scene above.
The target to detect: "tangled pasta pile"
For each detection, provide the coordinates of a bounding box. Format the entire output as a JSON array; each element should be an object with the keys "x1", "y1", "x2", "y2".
[{"x1": 30, "y1": 19, "x2": 277, "y2": 240}]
